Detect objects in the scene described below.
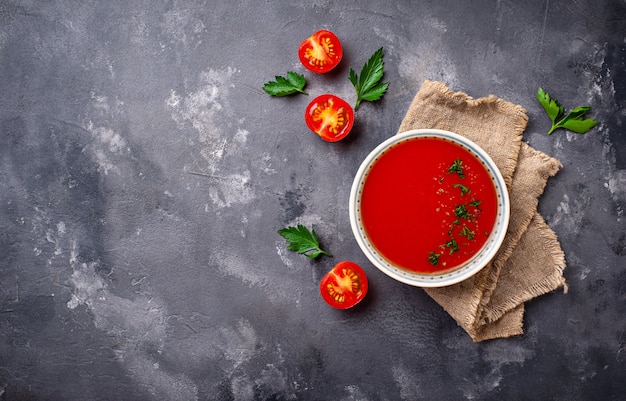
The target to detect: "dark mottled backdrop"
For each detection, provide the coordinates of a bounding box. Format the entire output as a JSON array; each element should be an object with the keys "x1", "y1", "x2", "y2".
[{"x1": 1, "y1": 0, "x2": 624, "y2": 400}]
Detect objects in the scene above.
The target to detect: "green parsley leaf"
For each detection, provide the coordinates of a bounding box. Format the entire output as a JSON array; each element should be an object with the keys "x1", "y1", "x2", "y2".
[
  {"x1": 558, "y1": 106, "x2": 599, "y2": 134},
  {"x1": 537, "y1": 87, "x2": 564, "y2": 126},
  {"x1": 263, "y1": 72, "x2": 309, "y2": 96},
  {"x1": 348, "y1": 47, "x2": 390, "y2": 110},
  {"x1": 536, "y1": 87, "x2": 598, "y2": 135},
  {"x1": 277, "y1": 224, "x2": 332, "y2": 259}
]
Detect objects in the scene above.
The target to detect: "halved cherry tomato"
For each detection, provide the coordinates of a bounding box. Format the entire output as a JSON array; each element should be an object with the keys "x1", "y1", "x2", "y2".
[
  {"x1": 298, "y1": 30, "x2": 343, "y2": 74},
  {"x1": 320, "y1": 261, "x2": 368, "y2": 309},
  {"x1": 304, "y1": 94, "x2": 354, "y2": 142}
]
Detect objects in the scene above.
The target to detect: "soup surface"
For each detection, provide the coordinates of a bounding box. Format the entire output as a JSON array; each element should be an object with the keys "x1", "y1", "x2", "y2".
[{"x1": 360, "y1": 137, "x2": 498, "y2": 274}]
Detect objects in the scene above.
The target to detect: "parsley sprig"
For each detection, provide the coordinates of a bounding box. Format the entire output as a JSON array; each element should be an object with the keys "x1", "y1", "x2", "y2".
[
  {"x1": 348, "y1": 47, "x2": 390, "y2": 111},
  {"x1": 263, "y1": 72, "x2": 309, "y2": 96},
  {"x1": 536, "y1": 87, "x2": 598, "y2": 135},
  {"x1": 277, "y1": 224, "x2": 332, "y2": 259}
]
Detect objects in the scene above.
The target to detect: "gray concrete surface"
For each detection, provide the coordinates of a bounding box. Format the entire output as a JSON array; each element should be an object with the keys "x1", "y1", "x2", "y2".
[{"x1": 1, "y1": 0, "x2": 624, "y2": 400}]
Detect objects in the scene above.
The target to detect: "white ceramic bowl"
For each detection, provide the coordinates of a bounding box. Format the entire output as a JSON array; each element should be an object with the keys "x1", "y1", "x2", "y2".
[{"x1": 349, "y1": 129, "x2": 510, "y2": 287}]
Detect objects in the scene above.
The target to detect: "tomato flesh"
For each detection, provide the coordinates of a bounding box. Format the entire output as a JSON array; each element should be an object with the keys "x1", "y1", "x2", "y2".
[
  {"x1": 305, "y1": 94, "x2": 354, "y2": 142},
  {"x1": 298, "y1": 30, "x2": 343, "y2": 73},
  {"x1": 320, "y1": 261, "x2": 368, "y2": 309}
]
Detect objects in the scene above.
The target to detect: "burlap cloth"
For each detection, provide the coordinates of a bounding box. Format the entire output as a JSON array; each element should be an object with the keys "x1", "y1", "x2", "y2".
[{"x1": 397, "y1": 80, "x2": 567, "y2": 341}]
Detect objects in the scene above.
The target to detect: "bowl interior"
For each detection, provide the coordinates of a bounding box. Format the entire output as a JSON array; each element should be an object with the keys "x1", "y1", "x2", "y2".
[{"x1": 349, "y1": 129, "x2": 510, "y2": 287}]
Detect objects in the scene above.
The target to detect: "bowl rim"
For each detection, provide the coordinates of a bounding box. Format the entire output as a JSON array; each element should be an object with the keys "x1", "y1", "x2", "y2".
[{"x1": 349, "y1": 128, "x2": 510, "y2": 287}]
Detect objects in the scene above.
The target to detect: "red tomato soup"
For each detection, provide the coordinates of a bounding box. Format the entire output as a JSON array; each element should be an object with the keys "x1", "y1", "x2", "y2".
[{"x1": 360, "y1": 137, "x2": 498, "y2": 274}]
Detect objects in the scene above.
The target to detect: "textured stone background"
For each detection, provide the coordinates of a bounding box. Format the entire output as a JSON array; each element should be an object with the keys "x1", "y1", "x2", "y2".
[{"x1": 1, "y1": 1, "x2": 624, "y2": 400}]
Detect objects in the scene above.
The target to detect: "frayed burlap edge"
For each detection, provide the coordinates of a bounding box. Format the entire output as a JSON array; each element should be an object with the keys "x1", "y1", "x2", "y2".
[
  {"x1": 475, "y1": 143, "x2": 563, "y2": 326},
  {"x1": 478, "y1": 212, "x2": 567, "y2": 326}
]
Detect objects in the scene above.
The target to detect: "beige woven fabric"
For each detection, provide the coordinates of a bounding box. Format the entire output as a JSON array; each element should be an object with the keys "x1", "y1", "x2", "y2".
[{"x1": 397, "y1": 80, "x2": 567, "y2": 341}]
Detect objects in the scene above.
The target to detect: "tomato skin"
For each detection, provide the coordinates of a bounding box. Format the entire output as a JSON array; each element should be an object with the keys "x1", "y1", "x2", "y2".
[
  {"x1": 304, "y1": 94, "x2": 354, "y2": 142},
  {"x1": 298, "y1": 30, "x2": 343, "y2": 73},
  {"x1": 320, "y1": 261, "x2": 368, "y2": 309}
]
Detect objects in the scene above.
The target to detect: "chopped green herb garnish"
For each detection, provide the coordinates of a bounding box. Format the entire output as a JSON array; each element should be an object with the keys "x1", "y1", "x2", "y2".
[
  {"x1": 470, "y1": 200, "x2": 481, "y2": 207},
  {"x1": 454, "y1": 204, "x2": 471, "y2": 220},
  {"x1": 428, "y1": 252, "x2": 441, "y2": 266},
  {"x1": 453, "y1": 183, "x2": 471, "y2": 196},
  {"x1": 447, "y1": 159, "x2": 465, "y2": 179},
  {"x1": 460, "y1": 225, "x2": 475, "y2": 240},
  {"x1": 443, "y1": 238, "x2": 459, "y2": 255}
]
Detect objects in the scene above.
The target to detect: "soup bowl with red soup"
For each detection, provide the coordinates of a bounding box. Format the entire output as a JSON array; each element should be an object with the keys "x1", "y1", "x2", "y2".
[{"x1": 349, "y1": 129, "x2": 510, "y2": 287}]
